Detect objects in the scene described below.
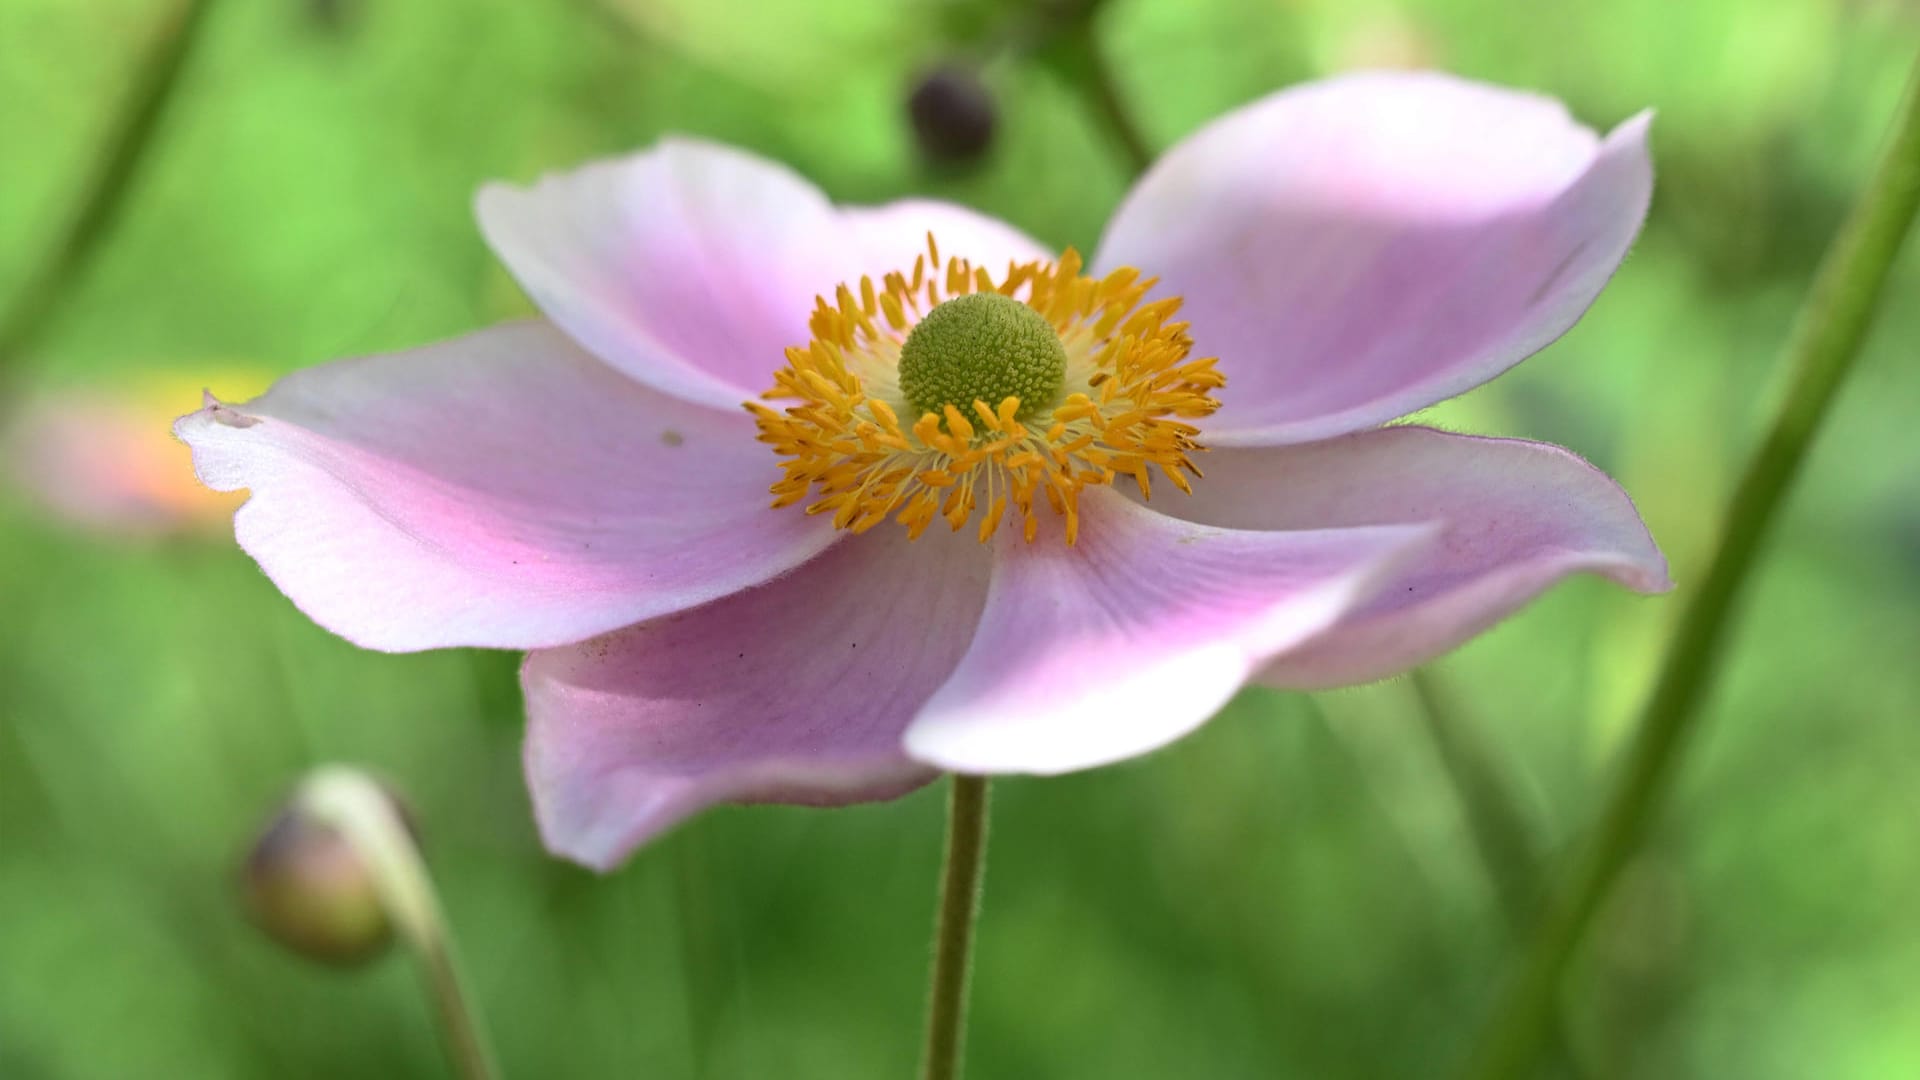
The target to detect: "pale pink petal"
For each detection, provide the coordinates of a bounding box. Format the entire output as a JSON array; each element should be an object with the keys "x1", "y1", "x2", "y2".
[
  {"x1": 475, "y1": 139, "x2": 836, "y2": 410},
  {"x1": 1145, "y1": 426, "x2": 1670, "y2": 688},
  {"x1": 524, "y1": 527, "x2": 992, "y2": 869},
  {"x1": 1096, "y1": 71, "x2": 1653, "y2": 446},
  {"x1": 476, "y1": 139, "x2": 1049, "y2": 410},
  {"x1": 902, "y1": 489, "x2": 1436, "y2": 774},
  {"x1": 174, "y1": 321, "x2": 836, "y2": 653}
]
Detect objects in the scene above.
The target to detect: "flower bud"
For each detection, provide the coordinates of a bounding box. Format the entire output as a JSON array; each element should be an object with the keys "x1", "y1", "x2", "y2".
[
  {"x1": 240, "y1": 776, "x2": 412, "y2": 966},
  {"x1": 907, "y1": 65, "x2": 997, "y2": 170}
]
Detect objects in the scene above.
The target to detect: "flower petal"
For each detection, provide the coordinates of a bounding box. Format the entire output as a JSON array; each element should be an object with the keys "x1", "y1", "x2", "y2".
[
  {"x1": 175, "y1": 321, "x2": 836, "y2": 652},
  {"x1": 1096, "y1": 71, "x2": 1653, "y2": 446},
  {"x1": 902, "y1": 489, "x2": 1435, "y2": 775},
  {"x1": 523, "y1": 527, "x2": 992, "y2": 869},
  {"x1": 1145, "y1": 426, "x2": 1670, "y2": 688},
  {"x1": 476, "y1": 139, "x2": 1049, "y2": 410}
]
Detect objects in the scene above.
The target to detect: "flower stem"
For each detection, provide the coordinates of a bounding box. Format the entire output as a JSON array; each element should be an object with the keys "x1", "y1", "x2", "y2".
[
  {"x1": 1069, "y1": 23, "x2": 1154, "y2": 178},
  {"x1": 1033, "y1": 0, "x2": 1154, "y2": 179},
  {"x1": 1458, "y1": 54, "x2": 1920, "y2": 1080},
  {"x1": 299, "y1": 768, "x2": 500, "y2": 1080},
  {"x1": 0, "y1": 0, "x2": 217, "y2": 378},
  {"x1": 1410, "y1": 669, "x2": 1544, "y2": 930},
  {"x1": 1411, "y1": 671, "x2": 1603, "y2": 1079},
  {"x1": 920, "y1": 774, "x2": 992, "y2": 1080}
]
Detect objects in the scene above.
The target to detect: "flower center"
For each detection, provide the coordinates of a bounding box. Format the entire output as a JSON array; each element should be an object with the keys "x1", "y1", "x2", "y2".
[
  {"x1": 747, "y1": 234, "x2": 1223, "y2": 545},
  {"x1": 898, "y1": 292, "x2": 1067, "y2": 424}
]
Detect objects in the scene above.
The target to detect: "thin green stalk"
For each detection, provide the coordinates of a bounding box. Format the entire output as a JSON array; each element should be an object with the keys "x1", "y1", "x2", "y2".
[
  {"x1": 1060, "y1": 20, "x2": 1154, "y2": 178},
  {"x1": 1028, "y1": 0, "x2": 1152, "y2": 178},
  {"x1": 1410, "y1": 671, "x2": 1599, "y2": 1080},
  {"x1": 1410, "y1": 669, "x2": 1544, "y2": 930},
  {"x1": 920, "y1": 775, "x2": 991, "y2": 1080},
  {"x1": 0, "y1": 0, "x2": 217, "y2": 376},
  {"x1": 1459, "y1": 54, "x2": 1920, "y2": 1080},
  {"x1": 300, "y1": 769, "x2": 501, "y2": 1080}
]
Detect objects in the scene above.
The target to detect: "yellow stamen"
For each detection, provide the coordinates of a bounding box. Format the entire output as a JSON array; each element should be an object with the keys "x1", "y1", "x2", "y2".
[{"x1": 746, "y1": 234, "x2": 1222, "y2": 545}]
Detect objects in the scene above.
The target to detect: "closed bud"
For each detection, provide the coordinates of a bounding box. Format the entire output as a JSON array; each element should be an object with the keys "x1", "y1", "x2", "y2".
[
  {"x1": 240, "y1": 775, "x2": 412, "y2": 966},
  {"x1": 907, "y1": 65, "x2": 997, "y2": 170}
]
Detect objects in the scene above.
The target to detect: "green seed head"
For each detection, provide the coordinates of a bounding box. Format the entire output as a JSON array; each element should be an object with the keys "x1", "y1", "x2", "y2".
[{"x1": 897, "y1": 292, "x2": 1067, "y2": 425}]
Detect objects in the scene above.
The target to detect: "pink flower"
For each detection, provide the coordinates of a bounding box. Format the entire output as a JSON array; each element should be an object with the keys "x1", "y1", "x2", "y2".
[{"x1": 177, "y1": 72, "x2": 1668, "y2": 870}]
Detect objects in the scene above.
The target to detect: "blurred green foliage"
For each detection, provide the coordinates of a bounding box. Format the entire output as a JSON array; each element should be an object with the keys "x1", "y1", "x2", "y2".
[{"x1": 2, "y1": 0, "x2": 1917, "y2": 1077}]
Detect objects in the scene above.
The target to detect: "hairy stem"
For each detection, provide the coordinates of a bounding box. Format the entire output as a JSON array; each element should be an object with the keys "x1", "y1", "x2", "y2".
[{"x1": 919, "y1": 775, "x2": 992, "y2": 1080}]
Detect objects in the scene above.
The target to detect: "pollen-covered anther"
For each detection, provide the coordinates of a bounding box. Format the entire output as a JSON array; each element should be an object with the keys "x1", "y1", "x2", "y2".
[{"x1": 747, "y1": 233, "x2": 1223, "y2": 545}]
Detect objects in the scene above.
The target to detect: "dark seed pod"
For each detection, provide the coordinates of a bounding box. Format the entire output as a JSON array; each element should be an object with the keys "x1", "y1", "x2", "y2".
[{"x1": 908, "y1": 65, "x2": 998, "y2": 170}]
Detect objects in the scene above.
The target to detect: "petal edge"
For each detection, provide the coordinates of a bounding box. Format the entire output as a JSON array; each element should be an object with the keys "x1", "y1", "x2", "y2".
[
  {"x1": 903, "y1": 489, "x2": 1438, "y2": 775},
  {"x1": 1140, "y1": 425, "x2": 1670, "y2": 688},
  {"x1": 176, "y1": 321, "x2": 838, "y2": 652},
  {"x1": 1096, "y1": 72, "x2": 1654, "y2": 445},
  {"x1": 524, "y1": 528, "x2": 992, "y2": 869}
]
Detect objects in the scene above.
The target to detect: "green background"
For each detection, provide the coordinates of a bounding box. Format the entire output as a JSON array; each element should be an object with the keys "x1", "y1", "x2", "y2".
[{"x1": 2, "y1": 0, "x2": 1917, "y2": 1076}]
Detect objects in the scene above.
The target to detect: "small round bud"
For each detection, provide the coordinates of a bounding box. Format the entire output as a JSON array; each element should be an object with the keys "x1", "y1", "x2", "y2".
[
  {"x1": 899, "y1": 292, "x2": 1067, "y2": 424},
  {"x1": 907, "y1": 65, "x2": 997, "y2": 169},
  {"x1": 240, "y1": 781, "x2": 411, "y2": 966}
]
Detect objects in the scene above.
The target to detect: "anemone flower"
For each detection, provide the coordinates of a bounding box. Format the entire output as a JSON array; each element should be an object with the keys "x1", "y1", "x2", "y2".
[{"x1": 178, "y1": 72, "x2": 1669, "y2": 870}]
